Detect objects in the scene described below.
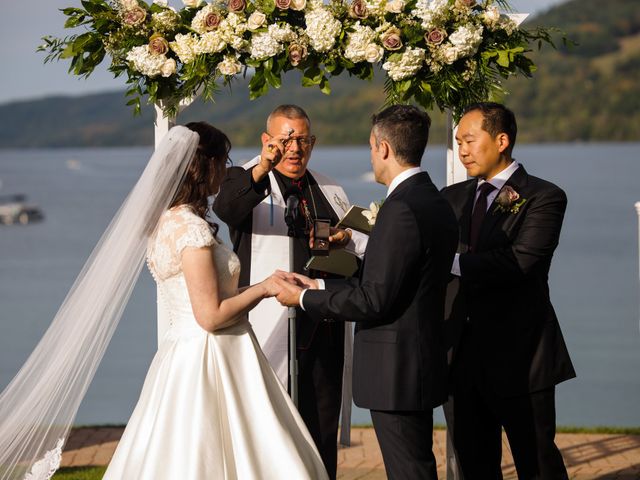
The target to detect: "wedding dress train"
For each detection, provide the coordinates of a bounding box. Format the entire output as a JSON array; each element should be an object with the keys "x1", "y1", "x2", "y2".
[{"x1": 103, "y1": 206, "x2": 328, "y2": 479}]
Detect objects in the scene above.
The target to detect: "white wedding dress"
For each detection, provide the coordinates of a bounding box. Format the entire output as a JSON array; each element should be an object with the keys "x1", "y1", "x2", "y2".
[{"x1": 103, "y1": 206, "x2": 328, "y2": 480}]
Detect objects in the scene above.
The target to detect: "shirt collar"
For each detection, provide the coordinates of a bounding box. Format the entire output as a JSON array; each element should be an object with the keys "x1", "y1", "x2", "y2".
[
  {"x1": 478, "y1": 161, "x2": 520, "y2": 192},
  {"x1": 387, "y1": 167, "x2": 422, "y2": 197}
]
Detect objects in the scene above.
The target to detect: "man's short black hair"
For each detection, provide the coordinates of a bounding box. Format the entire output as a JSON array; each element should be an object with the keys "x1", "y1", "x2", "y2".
[
  {"x1": 371, "y1": 105, "x2": 431, "y2": 166},
  {"x1": 463, "y1": 102, "x2": 517, "y2": 156}
]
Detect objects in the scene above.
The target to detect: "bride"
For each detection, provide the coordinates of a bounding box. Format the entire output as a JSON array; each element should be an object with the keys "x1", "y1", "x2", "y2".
[{"x1": 0, "y1": 122, "x2": 328, "y2": 480}]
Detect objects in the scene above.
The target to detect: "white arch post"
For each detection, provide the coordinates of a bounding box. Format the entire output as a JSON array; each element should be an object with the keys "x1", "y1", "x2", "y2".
[{"x1": 636, "y1": 202, "x2": 640, "y2": 334}]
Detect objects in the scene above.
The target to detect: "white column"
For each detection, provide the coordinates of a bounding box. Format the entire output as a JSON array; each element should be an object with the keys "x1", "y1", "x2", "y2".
[
  {"x1": 636, "y1": 202, "x2": 640, "y2": 334},
  {"x1": 446, "y1": 110, "x2": 467, "y2": 186},
  {"x1": 154, "y1": 103, "x2": 176, "y2": 149}
]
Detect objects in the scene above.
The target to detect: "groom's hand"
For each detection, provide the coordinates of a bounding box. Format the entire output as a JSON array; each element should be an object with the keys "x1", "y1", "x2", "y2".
[{"x1": 275, "y1": 279, "x2": 304, "y2": 307}]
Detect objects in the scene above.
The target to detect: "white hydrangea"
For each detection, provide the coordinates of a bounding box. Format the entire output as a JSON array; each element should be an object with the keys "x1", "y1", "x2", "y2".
[
  {"x1": 217, "y1": 55, "x2": 243, "y2": 75},
  {"x1": 382, "y1": 47, "x2": 425, "y2": 81},
  {"x1": 481, "y1": 5, "x2": 501, "y2": 30},
  {"x1": 126, "y1": 45, "x2": 174, "y2": 77},
  {"x1": 195, "y1": 31, "x2": 227, "y2": 54},
  {"x1": 305, "y1": 7, "x2": 342, "y2": 53},
  {"x1": 344, "y1": 22, "x2": 377, "y2": 63},
  {"x1": 250, "y1": 30, "x2": 285, "y2": 60},
  {"x1": 447, "y1": 24, "x2": 483, "y2": 60},
  {"x1": 218, "y1": 13, "x2": 249, "y2": 51},
  {"x1": 170, "y1": 33, "x2": 199, "y2": 64},
  {"x1": 269, "y1": 23, "x2": 297, "y2": 43},
  {"x1": 411, "y1": 0, "x2": 449, "y2": 30},
  {"x1": 365, "y1": 0, "x2": 386, "y2": 16},
  {"x1": 151, "y1": 10, "x2": 180, "y2": 32}
]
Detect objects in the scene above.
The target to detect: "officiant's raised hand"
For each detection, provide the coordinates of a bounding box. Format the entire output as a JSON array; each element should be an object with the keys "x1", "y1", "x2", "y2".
[{"x1": 251, "y1": 131, "x2": 289, "y2": 183}]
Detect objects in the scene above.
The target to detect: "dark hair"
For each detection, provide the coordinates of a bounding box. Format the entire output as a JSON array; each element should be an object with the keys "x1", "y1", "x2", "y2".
[
  {"x1": 170, "y1": 122, "x2": 231, "y2": 232},
  {"x1": 371, "y1": 105, "x2": 431, "y2": 166},
  {"x1": 462, "y1": 102, "x2": 517, "y2": 156},
  {"x1": 267, "y1": 104, "x2": 311, "y2": 130}
]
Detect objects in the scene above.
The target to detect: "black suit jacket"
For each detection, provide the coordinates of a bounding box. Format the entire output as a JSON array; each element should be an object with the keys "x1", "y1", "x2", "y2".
[
  {"x1": 441, "y1": 165, "x2": 576, "y2": 398},
  {"x1": 304, "y1": 172, "x2": 459, "y2": 411}
]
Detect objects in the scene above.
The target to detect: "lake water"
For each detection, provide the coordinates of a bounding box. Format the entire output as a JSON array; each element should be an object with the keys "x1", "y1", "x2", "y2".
[{"x1": 0, "y1": 143, "x2": 639, "y2": 428}]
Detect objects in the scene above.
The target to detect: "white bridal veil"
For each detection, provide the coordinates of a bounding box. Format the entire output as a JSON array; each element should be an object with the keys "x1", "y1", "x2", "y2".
[{"x1": 0, "y1": 126, "x2": 199, "y2": 480}]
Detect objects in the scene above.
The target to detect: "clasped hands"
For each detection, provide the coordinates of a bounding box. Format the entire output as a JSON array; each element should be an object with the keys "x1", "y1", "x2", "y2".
[{"x1": 262, "y1": 271, "x2": 317, "y2": 307}]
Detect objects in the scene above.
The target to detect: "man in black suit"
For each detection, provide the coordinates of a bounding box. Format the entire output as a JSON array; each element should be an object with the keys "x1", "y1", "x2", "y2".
[
  {"x1": 275, "y1": 104, "x2": 459, "y2": 480},
  {"x1": 213, "y1": 105, "x2": 366, "y2": 479},
  {"x1": 441, "y1": 102, "x2": 576, "y2": 479}
]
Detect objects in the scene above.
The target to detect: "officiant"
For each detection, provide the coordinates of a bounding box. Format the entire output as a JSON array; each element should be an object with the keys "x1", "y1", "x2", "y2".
[{"x1": 213, "y1": 104, "x2": 366, "y2": 479}]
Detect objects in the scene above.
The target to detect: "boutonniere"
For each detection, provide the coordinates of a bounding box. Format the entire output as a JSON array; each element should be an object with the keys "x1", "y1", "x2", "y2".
[
  {"x1": 494, "y1": 186, "x2": 526, "y2": 214},
  {"x1": 362, "y1": 200, "x2": 383, "y2": 226}
]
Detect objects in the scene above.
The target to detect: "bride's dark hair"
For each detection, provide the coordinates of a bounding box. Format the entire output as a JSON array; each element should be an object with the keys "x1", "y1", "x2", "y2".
[{"x1": 170, "y1": 121, "x2": 231, "y2": 231}]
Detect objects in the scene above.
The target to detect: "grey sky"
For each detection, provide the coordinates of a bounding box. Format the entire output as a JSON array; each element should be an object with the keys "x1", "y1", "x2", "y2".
[{"x1": 0, "y1": 0, "x2": 566, "y2": 105}]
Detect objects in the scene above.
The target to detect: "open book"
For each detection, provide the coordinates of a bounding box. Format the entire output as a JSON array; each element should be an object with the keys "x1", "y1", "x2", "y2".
[{"x1": 305, "y1": 205, "x2": 371, "y2": 277}]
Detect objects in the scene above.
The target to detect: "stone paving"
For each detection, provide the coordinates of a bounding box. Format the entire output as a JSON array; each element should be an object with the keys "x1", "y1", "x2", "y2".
[{"x1": 61, "y1": 426, "x2": 640, "y2": 479}]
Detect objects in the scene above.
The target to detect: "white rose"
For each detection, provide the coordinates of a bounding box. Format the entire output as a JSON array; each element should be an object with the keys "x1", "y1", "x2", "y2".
[
  {"x1": 182, "y1": 0, "x2": 201, "y2": 7},
  {"x1": 153, "y1": 0, "x2": 168, "y2": 6},
  {"x1": 442, "y1": 45, "x2": 458, "y2": 64},
  {"x1": 364, "y1": 43, "x2": 384, "y2": 63},
  {"x1": 160, "y1": 58, "x2": 177, "y2": 77},
  {"x1": 119, "y1": 0, "x2": 138, "y2": 9},
  {"x1": 291, "y1": 0, "x2": 307, "y2": 11},
  {"x1": 247, "y1": 11, "x2": 267, "y2": 31},
  {"x1": 217, "y1": 56, "x2": 242, "y2": 75},
  {"x1": 385, "y1": 0, "x2": 404, "y2": 14}
]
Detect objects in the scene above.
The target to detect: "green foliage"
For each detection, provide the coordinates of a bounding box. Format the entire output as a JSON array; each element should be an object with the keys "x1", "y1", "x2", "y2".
[{"x1": 52, "y1": 467, "x2": 106, "y2": 480}]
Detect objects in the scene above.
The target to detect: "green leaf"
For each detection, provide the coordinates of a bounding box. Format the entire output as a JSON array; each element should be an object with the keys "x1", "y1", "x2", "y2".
[
  {"x1": 301, "y1": 66, "x2": 323, "y2": 86},
  {"x1": 319, "y1": 76, "x2": 331, "y2": 95}
]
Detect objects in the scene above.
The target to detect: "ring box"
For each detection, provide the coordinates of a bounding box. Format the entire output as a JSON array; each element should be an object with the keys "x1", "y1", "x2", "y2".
[{"x1": 311, "y1": 219, "x2": 331, "y2": 256}]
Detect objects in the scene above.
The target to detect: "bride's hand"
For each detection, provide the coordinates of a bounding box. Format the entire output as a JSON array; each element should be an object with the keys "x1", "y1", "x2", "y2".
[
  {"x1": 274, "y1": 270, "x2": 318, "y2": 290},
  {"x1": 261, "y1": 274, "x2": 287, "y2": 298}
]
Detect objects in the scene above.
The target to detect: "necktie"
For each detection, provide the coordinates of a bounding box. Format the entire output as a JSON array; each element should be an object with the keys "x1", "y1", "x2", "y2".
[{"x1": 469, "y1": 182, "x2": 496, "y2": 253}]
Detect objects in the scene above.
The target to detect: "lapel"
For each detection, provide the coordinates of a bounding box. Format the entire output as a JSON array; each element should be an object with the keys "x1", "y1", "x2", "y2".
[
  {"x1": 457, "y1": 180, "x2": 478, "y2": 251},
  {"x1": 476, "y1": 164, "x2": 529, "y2": 249}
]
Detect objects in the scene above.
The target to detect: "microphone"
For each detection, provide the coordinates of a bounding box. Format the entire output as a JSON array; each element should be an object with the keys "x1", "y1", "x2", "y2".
[{"x1": 283, "y1": 186, "x2": 302, "y2": 228}]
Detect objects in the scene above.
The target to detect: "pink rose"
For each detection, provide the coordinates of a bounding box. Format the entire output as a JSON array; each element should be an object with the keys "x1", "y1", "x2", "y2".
[
  {"x1": 495, "y1": 185, "x2": 524, "y2": 213},
  {"x1": 228, "y1": 0, "x2": 246, "y2": 12},
  {"x1": 425, "y1": 28, "x2": 446, "y2": 46},
  {"x1": 123, "y1": 6, "x2": 147, "y2": 26},
  {"x1": 276, "y1": 0, "x2": 291, "y2": 9},
  {"x1": 288, "y1": 44, "x2": 307, "y2": 66},
  {"x1": 204, "y1": 12, "x2": 222, "y2": 29},
  {"x1": 148, "y1": 34, "x2": 169, "y2": 55},
  {"x1": 381, "y1": 27, "x2": 403, "y2": 51},
  {"x1": 348, "y1": 0, "x2": 368, "y2": 19}
]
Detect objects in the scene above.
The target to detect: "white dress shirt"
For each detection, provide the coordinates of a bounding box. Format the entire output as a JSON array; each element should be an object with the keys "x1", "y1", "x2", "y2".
[
  {"x1": 300, "y1": 167, "x2": 423, "y2": 309},
  {"x1": 451, "y1": 161, "x2": 520, "y2": 276}
]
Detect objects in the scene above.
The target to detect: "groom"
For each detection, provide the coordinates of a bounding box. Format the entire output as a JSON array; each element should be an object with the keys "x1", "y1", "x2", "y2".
[{"x1": 276, "y1": 104, "x2": 458, "y2": 479}]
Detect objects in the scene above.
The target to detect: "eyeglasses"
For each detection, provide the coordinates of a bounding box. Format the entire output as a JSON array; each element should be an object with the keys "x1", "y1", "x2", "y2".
[{"x1": 267, "y1": 133, "x2": 315, "y2": 149}]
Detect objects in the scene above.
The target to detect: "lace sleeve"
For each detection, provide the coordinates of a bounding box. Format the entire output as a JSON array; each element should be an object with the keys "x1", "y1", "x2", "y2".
[
  {"x1": 175, "y1": 218, "x2": 216, "y2": 255},
  {"x1": 148, "y1": 206, "x2": 216, "y2": 280}
]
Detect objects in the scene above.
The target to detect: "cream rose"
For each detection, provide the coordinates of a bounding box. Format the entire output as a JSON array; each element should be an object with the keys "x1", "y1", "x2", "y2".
[
  {"x1": 291, "y1": 0, "x2": 307, "y2": 11},
  {"x1": 288, "y1": 44, "x2": 307, "y2": 66},
  {"x1": 276, "y1": 0, "x2": 291, "y2": 9},
  {"x1": 217, "y1": 56, "x2": 242, "y2": 75},
  {"x1": 228, "y1": 0, "x2": 246, "y2": 13},
  {"x1": 148, "y1": 34, "x2": 169, "y2": 55},
  {"x1": 425, "y1": 27, "x2": 446, "y2": 45},
  {"x1": 247, "y1": 11, "x2": 267, "y2": 31},
  {"x1": 123, "y1": 6, "x2": 147, "y2": 26},
  {"x1": 381, "y1": 27, "x2": 402, "y2": 51},
  {"x1": 385, "y1": 0, "x2": 405, "y2": 14},
  {"x1": 161, "y1": 58, "x2": 177, "y2": 77},
  {"x1": 364, "y1": 44, "x2": 384, "y2": 63},
  {"x1": 182, "y1": 0, "x2": 201, "y2": 7},
  {"x1": 349, "y1": 0, "x2": 368, "y2": 19}
]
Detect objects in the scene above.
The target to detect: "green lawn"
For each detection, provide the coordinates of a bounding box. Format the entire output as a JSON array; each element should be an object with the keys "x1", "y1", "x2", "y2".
[{"x1": 52, "y1": 467, "x2": 106, "y2": 480}]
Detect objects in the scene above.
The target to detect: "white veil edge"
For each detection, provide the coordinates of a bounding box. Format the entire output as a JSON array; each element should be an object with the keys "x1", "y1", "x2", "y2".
[{"x1": 0, "y1": 126, "x2": 199, "y2": 480}]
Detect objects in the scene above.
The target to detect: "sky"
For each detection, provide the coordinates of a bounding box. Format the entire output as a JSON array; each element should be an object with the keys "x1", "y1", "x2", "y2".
[{"x1": 0, "y1": 0, "x2": 567, "y2": 105}]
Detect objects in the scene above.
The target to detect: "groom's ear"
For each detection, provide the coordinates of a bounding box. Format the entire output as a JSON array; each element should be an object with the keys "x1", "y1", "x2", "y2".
[{"x1": 380, "y1": 140, "x2": 391, "y2": 160}]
